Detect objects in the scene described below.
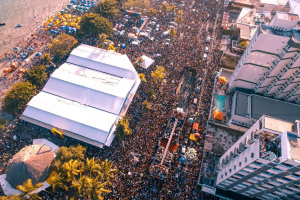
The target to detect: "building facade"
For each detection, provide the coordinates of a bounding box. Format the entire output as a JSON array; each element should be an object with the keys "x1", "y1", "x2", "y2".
[
  {"x1": 228, "y1": 12, "x2": 300, "y2": 104},
  {"x1": 216, "y1": 115, "x2": 300, "y2": 199}
]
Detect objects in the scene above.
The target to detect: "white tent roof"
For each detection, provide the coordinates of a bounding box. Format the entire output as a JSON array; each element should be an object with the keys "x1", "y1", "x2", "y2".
[
  {"x1": 67, "y1": 44, "x2": 138, "y2": 80},
  {"x1": 138, "y1": 55, "x2": 155, "y2": 69},
  {"x1": 43, "y1": 63, "x2": 135, "y2": 114},
  {"x1": 23, "y1": 92, "x2": 118, "y2": 144}
]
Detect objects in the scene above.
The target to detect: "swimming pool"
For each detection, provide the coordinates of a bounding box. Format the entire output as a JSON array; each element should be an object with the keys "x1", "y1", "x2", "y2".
[{"x1": 214, "y1": 94, "x2": 225, "y2": 111}]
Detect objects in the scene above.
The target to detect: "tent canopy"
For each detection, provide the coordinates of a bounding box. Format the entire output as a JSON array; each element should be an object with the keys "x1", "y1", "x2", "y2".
[
  {"x1": 219, "y1": 76, "x2": 227, "y2": 84},
  {"x1": 213, "y1": 110, "x2": 223, "y2": 120},
  {"x1": 137, "y1": 55, "x2": 155, "y2": 69}
]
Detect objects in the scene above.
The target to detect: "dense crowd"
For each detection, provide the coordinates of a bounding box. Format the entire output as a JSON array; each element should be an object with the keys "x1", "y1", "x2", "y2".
[{"x1": 0, "y1": 0, "x2": 226, "y2": 199}]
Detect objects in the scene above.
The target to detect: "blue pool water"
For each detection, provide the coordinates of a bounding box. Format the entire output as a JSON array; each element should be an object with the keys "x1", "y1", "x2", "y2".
[{"x1": 214, "y1": 94, "x2": 225, "y2": 111}]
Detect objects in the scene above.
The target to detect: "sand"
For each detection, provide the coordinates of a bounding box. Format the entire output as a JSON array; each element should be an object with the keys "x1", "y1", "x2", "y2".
[{"x1": 0, "y1": 0, "x2": 70, "y2": 58}]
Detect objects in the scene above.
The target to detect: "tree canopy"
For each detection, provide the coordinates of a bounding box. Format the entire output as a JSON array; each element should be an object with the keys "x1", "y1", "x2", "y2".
[
  {"x1": 16, "y1": 179, "x2": 43, "y2": 200},
  {"x1": 49, "y1": 34, "x2": 78, "y2": 59},
  {"x1": 151, "y1": 66, "x2": 166, "y2": 86},
  {"x1": 122, "y1": 0, "x2": 150, "y2": 13},
  {"x1": 79, "y1": 13, "x2": 113, "y2": 36},
  {"x1": 94, "y1": 0, "x2": 119, "y2": 19},
  {"x1": 2, "y1": 82, "x2": 35, "y2": 113},
  {"x1": 114, "y1": 117, "x2": 132, "y2": 139},
  {"x1": 0, "y1": 119, "x2": 7, "y2": 132},
  {"x1": 52, "y1": 145, "x2": 86, "y2": 172},
  {"x1": 23, "y1": 65, "x2": 47, "y2": 87},
  {"x1": 0, "y1": 195, "x2": 21, "y2": 200}
]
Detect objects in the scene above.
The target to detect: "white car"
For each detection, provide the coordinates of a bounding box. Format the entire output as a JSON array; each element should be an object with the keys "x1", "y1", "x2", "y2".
[
  {"x1": 119, "y1": 30, "x2": 125, "y2": 36},
  {"x1": 204, "y1": 53, "x2": 208, "y2": 59},
  {"x1": 206, "y1": 36, "x2": 211, "y2": 43}
]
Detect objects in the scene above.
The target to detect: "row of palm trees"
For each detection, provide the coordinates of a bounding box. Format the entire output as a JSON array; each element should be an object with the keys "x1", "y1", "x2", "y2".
[{"x1": 51, "y1": 158, "x2": 117, "y2": 199}]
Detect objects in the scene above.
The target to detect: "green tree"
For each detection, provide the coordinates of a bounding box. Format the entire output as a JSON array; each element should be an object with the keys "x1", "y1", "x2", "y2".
[
  {"x1": 41, "y1": 53, "x2": 54, "y2": 66},
  {"x1": 151, "y1": 66, "x2": 166, "y2": 86},
  {"x1": 85, "y1": 157, "x2": 100, "y2": 178},
  {"x1": 94, "y1": 0, "x2": 119, "y2": 19},
  {"x1": 62, "y1": 159, "x2": 83, "y2": 182},
  {"x1": 122, "y1": 0, "x2": 150, "y2": 13},
  {"x1": 169, "y1": 27, "x2": 177, "y2": 38},
  {"x1": 169, "y1": 5, "x2": 177, "y2": 14},
  {"x1": 0, "y1": 195, "x2": 21, "y2": 200},
  {"x1": 52, "y1": 145, "x2": 86, "y2": 172},
  {"x1": 147, "y1": 8, "x2": 157, "y2": 17},
  {"x1": 72, "y1": 175, "x2": 91, "y2": 198},
  {"x1": 49, "y1": 34, "x2": 78, "y2": 59},
  {"x1": 16, "y1": 179, "x2": 43, "y2": 200},
  {"x1": 51, "y1": 173, "x2": 67, "y2": 192},
  {"x1": 175, "y1": 16, "x2": 184, "y2": 24},
  {"x1": 97, "y1": 33, "x2": 107, "y2": 49},
  {"x1": 114, "y1": 117, "x2": 132, "y2": 139},
  {"x1": 88, "y1": 177, "x2": 111, "y2": 200},
  {"x1": 0, "y1": 119, "x2": 7, "y2": 132},
  {"x1": 99, "y1": 159, "x2": 117, "y2": 181},
  {"x1": 2, "y1": 82, "x2": 35, "y2": 113},
  {"x1": 79, "y1": 13, "x2": 113, "y2": 36},
  {"x1": 160, "y1": 2, "x2": 170, "y2": 14},
  {"x1": 142, "y1": 100, "x2": 151, "y2": 110},
  {"x1": 177, "y1": 10, "x2": 183, "y2": 16},
  {"x1": 136, "y1": 56, "x2": 144, "y2": 67},
  {"x1": 23, "y1": 65, "x2": 47, "y2": 87},
  {"x1": 139, "y1": 73, "x2": 147, "y2": 82},
  {"x1": 146, "y1": 88, "x2": 156, "y2": 99}
]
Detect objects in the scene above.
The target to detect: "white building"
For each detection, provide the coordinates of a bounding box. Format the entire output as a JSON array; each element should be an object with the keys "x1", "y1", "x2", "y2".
[
  {"x1": 216, "y1": 115, "x2": 300, "y2": 199},
  {"x1": 228, "y1": 12, "x2": 300, "y2": 103},
  {"x1": 21, "y1": 44, "x2": 140, "y2": 148}
]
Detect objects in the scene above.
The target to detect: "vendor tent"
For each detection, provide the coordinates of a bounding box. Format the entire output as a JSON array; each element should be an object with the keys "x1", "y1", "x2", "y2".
[
  {"x1": 219, "y1": 76, "x2": 227, "y2": 84},
  {"x1": 213, "y1": 110, "x2": 223, "y2": 121},
  {"x1": 137, "y1": 55, "x2": 155, "y2": 69}
]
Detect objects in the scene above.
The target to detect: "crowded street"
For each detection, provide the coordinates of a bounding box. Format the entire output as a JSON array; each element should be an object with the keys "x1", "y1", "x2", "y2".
[{"x1": 0, "y1": 0, "x2": 225, "y2": 199}]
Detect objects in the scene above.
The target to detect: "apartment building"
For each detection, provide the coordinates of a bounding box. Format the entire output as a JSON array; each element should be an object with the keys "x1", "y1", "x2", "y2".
[
  {"x1": 228, "y1": 12, "x2": 300, "y2": 104},
  {"x1": 216, "y1": 115, "x2": 300, "y2": 199}
]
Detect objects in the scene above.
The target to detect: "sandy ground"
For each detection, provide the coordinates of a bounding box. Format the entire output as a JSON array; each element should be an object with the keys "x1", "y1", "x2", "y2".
[{"x1": 0, "y1": 0, "x2": 70, "y2": 58}]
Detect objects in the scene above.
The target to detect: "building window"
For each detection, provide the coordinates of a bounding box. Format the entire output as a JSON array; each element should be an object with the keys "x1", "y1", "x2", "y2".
[
  {"x1": 245, "y1": 157, "x2": 247, "y2": 162},
  {"x1": 234, "y1": 165, "x2": 236, "y2": 170},
  {"x1": 225, "y1": 172, "x2": 227, "y2": 176},
  {"x1": 251, "y1": 153, "x2": 254, "y2": 158},
  {"x1": 229, "y1": 169, "x2": 232, "y2": 173},
  {"x1": 239, "y1": 162, "x2": 242, "y2": 166}
]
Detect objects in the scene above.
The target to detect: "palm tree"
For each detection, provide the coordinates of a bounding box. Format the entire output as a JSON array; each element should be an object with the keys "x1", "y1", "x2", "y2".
[
  {"x1": 97, "y1": 33, "x2": 107, "y2": 49},
  {"x1": 62, "y1": 159, "x2": 82, "y2": 182},
  {"x1": 160, "y1": 3, "x2": 170, "y2": 14},
  {"x1": 99, "y1": 159, "x2": 117, "y2": 182},
  {"x1": 169, "y1": 27, "x2": 177, "y2": 38},
  {"x1": 136, "y1": 56, "x2": 144, "y2": 67},
  {"x1": 142, "y1": 100, "x2": 151, "y2": 110},
  {"x1": 139, "y1": 73, "x2": 147, "y2": 82},
  {"x1": 169, "y1": 5, "x2": 177, "y2": 14},
  {"x1": 16, "y1": 179, "x2": 43, "y2": 200},
  {"x1": 151, "y1": 66, "x2": 166, "y2": 86},
  {"x1": 87, "y1": 177, "x2": 111, "y2": 200},
  {"x1": 41, "y1": 53, "x2": 54, "y2": 66},
  {"x1": 51, "y1": 173, "x2": 67, "y2": 193},
  {"x1": 72, "y1": 175, "x2": 91, "y2": 198},
  {"x1": 175, "y1": 16, "x2": 184, "y2": 24},
  {"x1": 85, "y1": 157, "x2": 100, "y2": 178},
  {"x1": 177, "y1": 10, "x2": 183, "y2": 16}
]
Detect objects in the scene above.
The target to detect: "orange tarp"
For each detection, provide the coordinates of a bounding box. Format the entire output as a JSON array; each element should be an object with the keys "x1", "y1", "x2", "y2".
[
  {"x1": 193, "y1": 123, "x2": 199, "y2": 131},
  {"x1": 219, "y1": 76, "x2": 227, "y2": 84},
  {"x1": 213, "y1": 110, "x2": 223, "y2": 120}
]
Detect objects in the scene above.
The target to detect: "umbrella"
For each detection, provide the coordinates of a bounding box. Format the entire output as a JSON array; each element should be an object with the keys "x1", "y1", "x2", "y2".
[
  {"x1": 121, "y1": 44, "x2": 126, "y2": 48},
  {"x1": 188, "y1": 118, "x2": 193, "y2": 123},
  {"x1": 13, "y1": 47, "x2": 19, "y2": 50},
  {"x1": 61, "y1": 26, "x2": 66, "y2": 29},
  {"x1": 35, "y1": 53, "x2": 42, "y2": 57},
  {"x1": 219, "y1": 76, "x2": 227, "y2": 84},
  {"x1": 213, "y1": 110, "x2": 223, "y2": 120},
  {"x1": 179, "y1": 157, "x2": 185, "y2": 164},
  {"x1": 49, "y1": 23, "x2": 53, "y2": 26}
]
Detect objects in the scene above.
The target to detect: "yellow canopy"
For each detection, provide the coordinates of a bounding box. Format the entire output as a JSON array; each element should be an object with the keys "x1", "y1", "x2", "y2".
[
  {"x1": 189, "y1": 134, "x2": 198, "y2": 142},
  {"x1": 219, "y1": 76, "x2": 227, "y2": 84},
  {"x1": 69, "y1": 22, "x2": 75, "y2": 26},
  {"x1": 55, "y1": 12, "x2": 61, "y2": 16},
  {"x1": 48, "y1": 18, "x2": 53, "y2": 22},
  {"x1": 213, "y1": 110, "x2": 223, "y2": 120},
  {"x1": 62, "y1": 22, "x2": 68, "y2": 26},
  {"x1": 55, "y1": 20, "x2": 60, "y2": 25}
]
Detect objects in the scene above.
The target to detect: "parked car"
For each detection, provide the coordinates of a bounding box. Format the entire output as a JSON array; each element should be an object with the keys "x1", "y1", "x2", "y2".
[
  {"x1": 155, "y1": 24, "x2": 160, "y2": 32},
  {"x1": 119, "y1": 30, "x2": 125, "y2": 37},
  {"x1": 206, "y1": 36, "x2": 211, "y2": 43},
  {"x1": 203, "y1": 53, "x2": 208, "y2": 59}
]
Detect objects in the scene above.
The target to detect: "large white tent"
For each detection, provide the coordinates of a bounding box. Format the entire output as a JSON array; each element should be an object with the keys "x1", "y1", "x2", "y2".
[{"x1": 21, "y1": 44, "x2": 140, "y2": 148}]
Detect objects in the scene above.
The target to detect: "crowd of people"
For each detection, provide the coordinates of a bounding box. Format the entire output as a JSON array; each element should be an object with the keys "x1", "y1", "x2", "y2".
[{"x1": 0, "y1": 0, "x2": 227, "y2": 199}]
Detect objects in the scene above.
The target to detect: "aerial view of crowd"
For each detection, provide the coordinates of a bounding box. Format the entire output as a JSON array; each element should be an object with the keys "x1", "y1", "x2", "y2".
[{"x1": 0, "y1": 0, "x2": 226, "y2": 199}]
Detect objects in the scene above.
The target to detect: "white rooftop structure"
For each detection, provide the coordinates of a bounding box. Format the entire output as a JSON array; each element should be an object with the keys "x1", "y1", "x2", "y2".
[
  {"x1": 137, "y1": 55, "x2": 155, "y2": 69},
  {"x1": 21, "y1": 44, "x2": 140, "y2": 148}
]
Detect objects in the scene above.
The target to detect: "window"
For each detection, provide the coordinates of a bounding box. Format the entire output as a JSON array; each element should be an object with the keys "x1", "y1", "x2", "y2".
[
  {"x1": 280, "y1": 162, "x2": 294, "y2": 168},
  {"x1": 225, "y1": 172, "x2": 227, "y2": 176},
  {"x1": 251, "y1": 153, "x2": 254, "y2": 158},
  {"x1": 234, "y1": 165, "x2": 236, "y2": 170},
  {"x1": 245, "y1": 157, "x2": 248, "y2": 162},
  {"x1": 239, "y1": 162, "x2": 242, "y2": 166},
  {"x1": 229, "y1": 169, "x2": 232, "y2": 173}
]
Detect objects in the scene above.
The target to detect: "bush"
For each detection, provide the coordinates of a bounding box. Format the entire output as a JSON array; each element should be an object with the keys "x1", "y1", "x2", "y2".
[
  {"x1": 94, "y1": 0, "x2": 119, "y2": 19},
  {"x1": 0, "y1": 119, "x2": 8, "y2": 132},
  {"x1": 49, "y1": 34, "x2": 78, "y2": 59},
  {"x1": 2, "y1": 82, "x2": 35, "y2": 114}
]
